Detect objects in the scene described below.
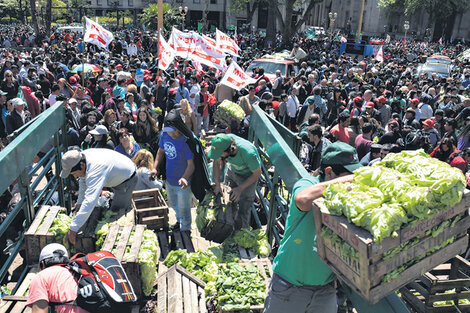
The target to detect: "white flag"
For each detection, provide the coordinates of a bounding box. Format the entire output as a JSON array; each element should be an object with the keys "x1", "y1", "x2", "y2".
[
  {"x1": 375, "y1": 46, "x2": 384, "y2": 63},
  {"x1": 220, "y1": 62, "x2": 256, "y2": 91},
  {"x1": 158, "y1": 34, "x2": 175, "y2": 71},
  {"x1": 84, "y1": 16, "x2": 114, "y2": 49},
  {"x1": 216, "y1": 29, "x2": 240, "y2": 56},
  {"x1": 170, "y1": 27, "x2": 195, "y2": 58}
]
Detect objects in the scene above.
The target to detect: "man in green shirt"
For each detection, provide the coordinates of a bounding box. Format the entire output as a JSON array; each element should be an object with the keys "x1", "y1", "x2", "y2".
[
  {"x1": 209, "y1": 134, "x2": 262, "y2": 230},
  {"x1": 264, "y1": 141, "x2": 361, "y2": 313}
]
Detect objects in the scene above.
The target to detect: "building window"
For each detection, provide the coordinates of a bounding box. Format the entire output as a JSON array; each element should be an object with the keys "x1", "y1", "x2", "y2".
[
  {"x1": 175, "y1": 0, "x2": 183, "y2": 3},
  {"x1": 194, "y1": 0, "x2": 200, "y2": 3},
  {"x1": 210, "y1": 0, "x2": 216, "y2": 3},
  {"x1": 119, "y1": 0, "x2": 123, "y2": 6},
  {"x1": 107, "y1": 0, "x2": 112, "y2": 5},
  {"x1": 128, "y1": 0, "x2": 133, "y2": 6},
  {"x1": 97, "y1": 0, "x2": 102, "y2": 5}
]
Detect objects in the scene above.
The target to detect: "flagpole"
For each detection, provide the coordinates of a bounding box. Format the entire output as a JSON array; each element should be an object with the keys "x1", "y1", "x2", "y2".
[{"x1": 82, "y1": 16, "x2": 86, "y2": 87}]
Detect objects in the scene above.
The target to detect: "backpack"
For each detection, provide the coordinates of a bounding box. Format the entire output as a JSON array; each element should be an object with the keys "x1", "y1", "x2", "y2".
[{"x1": 51, "y1": 251, "x2": 137, "y2": 313}]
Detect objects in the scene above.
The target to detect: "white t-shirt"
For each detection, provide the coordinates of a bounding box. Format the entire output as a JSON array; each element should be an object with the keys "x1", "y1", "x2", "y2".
[{"x1": 189, "y1": 84, "x2": 201, "y2": 110}]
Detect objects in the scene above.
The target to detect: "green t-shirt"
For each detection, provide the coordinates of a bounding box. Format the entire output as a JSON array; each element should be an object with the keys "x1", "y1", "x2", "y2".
[
  {"x1": 273, "y1": 176, "x2": 335, "y2": 286},
  {"x1": 226, "y1": 134, "x2": 261, "y2": 176}
]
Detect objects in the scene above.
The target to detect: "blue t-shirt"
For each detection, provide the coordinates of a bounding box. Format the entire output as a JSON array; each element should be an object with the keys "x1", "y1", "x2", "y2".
[{"x1": 158, "y1": 132, "x2": 193, "y2": 186}]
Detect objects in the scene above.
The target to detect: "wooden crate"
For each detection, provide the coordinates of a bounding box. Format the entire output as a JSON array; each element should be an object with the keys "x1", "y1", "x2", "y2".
[
  {"x1": 101, "y1": 224, "x2": 148, "y2": 299},
  {"x1": 157, "y1": 231, "x2": 171, "y2": 261},
  {"x1": 132, "y1": 188, "x2": 169, "y2": 231},
  {"x1": 24, "y1": 205, "x2": 62, "y2": 265},
  {"x1": 170, "y1": 230, "x2": 195, "y2": 253},
  {"x1": 0, "y1": 266, "x2": 39, "y2": 313},
  {"x1": 312, "y1": 189, "x2": 470, "y2": 304},
  {"x1": 199, "y1": 186, "x2": 235, "y2": 244},
  {"x1": 156, "y1": 264, "x2": 207, "y2": 313},
  {"x1": 222, "y1": 259, "x2": 273, "y2": 312},
  {"x1": 75, "y1": 205, "x2": 103, "y2": 253},
  {"x1": 399, "y1": 256, "x2": 470, "y2": 313},
  {"x1": 238, "y1": 246, "x2": 256, "y2": 259}
]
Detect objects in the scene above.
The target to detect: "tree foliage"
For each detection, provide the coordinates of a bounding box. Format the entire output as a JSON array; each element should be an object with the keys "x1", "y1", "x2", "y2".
[
  {"x1": 378, "y1": 0, "x2": 470, "y2": 19},
  {"x1": 275, "y1": 0, "x2": 324, "y2": 44},
  {"x1": 140, "y1": 4, "x2": 182, "y2": 31}
]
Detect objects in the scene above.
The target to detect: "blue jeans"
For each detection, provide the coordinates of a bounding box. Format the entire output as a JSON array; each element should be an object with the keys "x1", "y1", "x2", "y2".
[
  {"x1": 165, "y1": 182, "x2": 193, "y2": 231},
  {"x1": 196, "y1": 116, "x2": 209, "y2": 136}
]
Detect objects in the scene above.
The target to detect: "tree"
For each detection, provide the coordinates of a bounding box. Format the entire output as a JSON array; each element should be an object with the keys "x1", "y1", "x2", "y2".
[
  {"x1": 29, "y1": 0, "x2": 39, "y2": 34},
  {"x1": 140, "y1": 3, "x2": 182, "y2": 31},
  {"x1": 275, "y1": 0, "x2": 324, "y2": 45},
  {"x1": 378, "y1": 0, "x2": 470, "y2": 40},
  {"x1": 228, "y1": 0, "x2": 266, "y2": 25}
]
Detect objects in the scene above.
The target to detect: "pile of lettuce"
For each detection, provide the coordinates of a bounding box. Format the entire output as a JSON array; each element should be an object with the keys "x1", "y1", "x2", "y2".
[
  {"x1": 214, "y1": 100, "x2": 245, "y2": 126},
  {"x1": 233, "y1": 228, "x2": 271, "y2": 258},
  {"x1": 163, "y1": 249, "x2": 268, "y2": 311},
  {"x1": 323, "y1": 150, "x2": 466, "y2": 242},
  {"x1": 137, "y1": 229, "x2": 159, "y2": 296}
]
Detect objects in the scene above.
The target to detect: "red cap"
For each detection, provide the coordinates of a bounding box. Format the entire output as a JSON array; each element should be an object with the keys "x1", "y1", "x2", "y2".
[
  {"x1": 354, "y1": 96, "x2": 363, "y2": 103},
  {"x1": 143, "y1": 75, "x2": 152, "y2": 81},
  {"x1": 200, "y1": 82, "x2": 209, "y2": 88},
  {"x1": 366, "y1": 102, "x2": 375, "y2": 108},
  {"x1": 168, "y1": 88, "x2": 177, "y2": 95},
  {"x1": 409, "y1": 98, "x2": 419, "y2": 105},
  {"x1": 69, "y1": 76, "x2": 77, "y2": 84},
  {"x1": 422, "y1": 118, "x2": 435, "y2": 129},
  {"x1": 116, "y1": 64, "x2": 123, "y2": 68},
  {"x1": 179, "y1": 77, "x2": 185, "y2": 84},
  {"x1": 377, "y1": 96, "x2": 387, "y2": 103}
]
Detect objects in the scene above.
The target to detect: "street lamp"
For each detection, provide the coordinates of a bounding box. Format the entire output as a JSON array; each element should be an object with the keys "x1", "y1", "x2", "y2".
[
  {"x1": 328, "y1": 12, "x2": 337, "y2": 40},
  {"x1": 383, "y1": 25, "x2": 387, "y2": 37},
  {"x1": 178, "y1": 6, "x2": 188, "y2": 31},
  {"x1": 404, "y1": 20, "x2": 410, "y2": 42}
]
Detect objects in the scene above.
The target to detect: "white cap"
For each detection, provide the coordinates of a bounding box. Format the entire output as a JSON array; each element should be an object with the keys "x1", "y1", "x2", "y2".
[
  {"x1": 89, "y1": 125, "x2": 109, "y2": 135},
  {"x1": 39, "y1": 243, "x2": 68, "y2": 263},
  {"x1": 11, "y1": 98, "x2": 25, "y2": 106}
]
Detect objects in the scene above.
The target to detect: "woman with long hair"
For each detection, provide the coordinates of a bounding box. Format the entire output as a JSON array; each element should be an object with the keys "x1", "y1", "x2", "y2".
[
  {"x1": 134, "y1": 108, "x2": 159, "y2": 155},
  {"x1": 179, "y1": 99, "x2": 197, "y2": 133},
  {"x1": 1, "y1": 70, "x2": 19, "y2": 100},
  {"x1": 132, "y1": 149, "x2": 163, "y2": 191},
  {"x1": 101, "y1": 109, "x2": 118, "y2": 144},
  {"x1": 430, "y1": 137, "x2": 461, "y2": 163}
]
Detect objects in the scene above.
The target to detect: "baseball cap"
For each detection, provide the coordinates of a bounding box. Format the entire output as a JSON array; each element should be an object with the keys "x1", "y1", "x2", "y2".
[
  {"x1": 168, "y1": 88, "x2": 177, "y2": 96},
  {"x1": 321, "y1": 141, "x2": 362, "y2": 173},
  {"x1": 89, "y1": 125, "x2": 109, "y2": 135},
  {"x1": 60, "y1": 149, "x2": 82, "y2": 178},
  {"x1": 422, "y1": 118, "x2": 435, "y2": 128},
  {"x1": 208, "y1": 134, "x2": 232, "y2": 160},
  {"x1": 365, "y1": 102, "x2": 375, "y2": 108},
  {"x1": 11, "y1": 98, "x2": 25, "y2": 106},
  {"x1": 163, "y1": 126, "x2": 176, "y2": 132},
  {"x1": 39, "y1": 243, "x2": 68, "y2": 263},
  {"x1": 353, "y1": 96, "x2": 363, "y2": 103},
  {"x1": 377, "y1": 96, "x2": 386, "y2": 103}
]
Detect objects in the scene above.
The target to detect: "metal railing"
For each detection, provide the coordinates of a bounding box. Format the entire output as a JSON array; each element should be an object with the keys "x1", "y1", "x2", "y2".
[
  {"x1": 248, "y1": 105, "x2": 307, "y2": 247},
  {"x1": 0, "y1": 103, "x2": 69, "y2": 283}
]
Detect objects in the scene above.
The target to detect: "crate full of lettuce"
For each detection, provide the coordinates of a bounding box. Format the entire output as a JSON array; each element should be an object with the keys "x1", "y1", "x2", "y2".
[{"x1": 312, "y1": 150, "x2": 470, "y2": 304}]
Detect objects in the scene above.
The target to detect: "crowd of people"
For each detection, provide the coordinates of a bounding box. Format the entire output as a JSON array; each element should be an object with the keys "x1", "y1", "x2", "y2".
[{"x1": 1, "y1": 22, "x2": 470, "y2": 313}]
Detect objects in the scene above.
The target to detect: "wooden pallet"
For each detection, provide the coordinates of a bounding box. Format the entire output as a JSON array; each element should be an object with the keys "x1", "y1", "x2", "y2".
[
  {"x1": 156, "y1": 264, "x2": 207, "y2": 313},
  {"x1": 170, "y1": 230, "x2": 195, "y2": 253},
  {"x1": 0, "y1": 266, "x2": 39, "y2": 313},
  {"x1": 132, "y1": 188, "x2": 169, "y2": 232},
  {"x1": 24, "y1": 205, "x2": 63, "y2": 265},
  {"x1": 399, "y1": 255, "x2": 470, "y2": 313},
  {"x1": 238, "y1": 246, "x2": 256, "y2": 259},
  {"x1": 101, "y1": 224, "x2": 148, "y2": 299},
  {"x1": 312, "y1": 189, "x2": 470, "y2": 304}
]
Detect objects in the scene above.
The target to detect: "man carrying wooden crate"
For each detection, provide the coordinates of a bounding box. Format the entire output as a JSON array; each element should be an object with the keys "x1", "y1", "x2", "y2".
[
  {"x1": 60, "y1": 148, "x2": 137, "y2": 245},
  {"x1": 263, "y1": 142, "x2": 360, "y2": 313},
  {"x1": 209, "y1": 133, "x2": 261, "y2": 230}
]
